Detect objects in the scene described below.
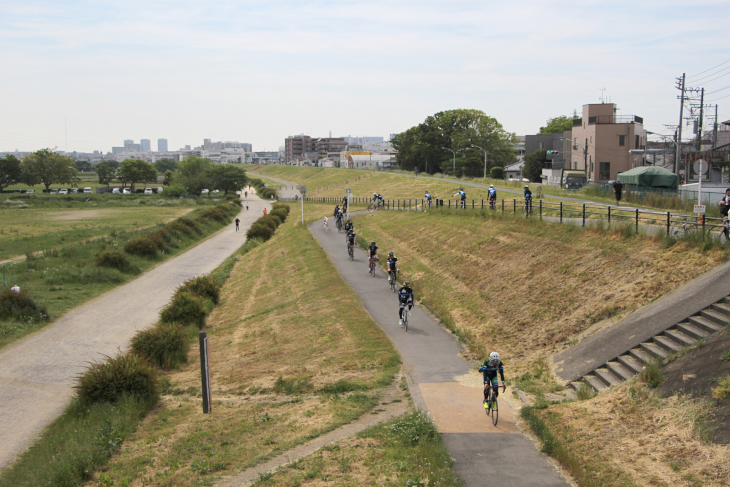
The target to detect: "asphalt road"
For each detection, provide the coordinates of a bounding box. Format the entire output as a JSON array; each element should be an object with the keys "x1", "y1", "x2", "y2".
[
  {"x1": 308, "y1": 221, "x2": 570, "y2": 487},
  {"x1": 0, "y1": 193, "x2": 270, "y2": 470}
]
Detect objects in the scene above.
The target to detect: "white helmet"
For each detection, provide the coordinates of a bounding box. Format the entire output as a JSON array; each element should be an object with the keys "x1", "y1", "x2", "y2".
[
  {"x1": 489, "y1": 352, "x2": 500, "y2": 361},
  {"x1": 489, "y1": 185, "x2": 494, "y2": 188}
]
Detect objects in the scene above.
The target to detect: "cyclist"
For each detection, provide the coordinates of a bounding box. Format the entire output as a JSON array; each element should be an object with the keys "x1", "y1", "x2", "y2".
[
  {"x1": 524, "y1": 185, "x2": 532, "y2": 211},
  {"x1": 719, "y1": 188, "x2": 730, "y2": 238},
  {"x1": 488, "y1": 185, "x2": 497, "y2": 209},
  {"x1": 334, "y1": 211, "x2": 344, "y2": 231},
  {"x1": 479, "y1": 352, "x2": 506, "y2": 409},
  {"x1": 333, "y1": 204, "x2": 340, "y2": 218},
  {"x1": 397, "y1": 281, "x2": 414, "y2": 326},
  {"x1": 386, "y1": 252, "x2": 399, "y2": 283},
  {"x1": 453, "y1": 188, "x2": 466, "y2": 209},
  {"x1": 344, "y1": 219, "x2": 354, "y2": 234},
  {"x1": 372, "y1": 192, "x2": 384, "y2": 208},
  {"x1": 367, "y1": 241, "x2": 379, "y2": 272},
  {"x1": 424, "y1": 191, "x2": 433, "y2": 208},
  {"x1": 346, "y1": 230, "x2": 356, "y2": 254}
]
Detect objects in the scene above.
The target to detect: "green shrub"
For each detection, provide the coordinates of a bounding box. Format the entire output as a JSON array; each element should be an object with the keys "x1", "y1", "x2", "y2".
[
  {"x1": 95, "y1": 250, "x2": 140, "y2": 273},
  {"x1": 145, "y1": 230, "x2": 169, "y2": 252},
  {"x1": 199, "y1": 206, "x2": 229, "y2": 222},
  {"x1": 162, "y1": 184, "x2": 187, "y2": 198},
  {"x1": 166, "y1": 220, "x2": 194, "y2": 237},
  {"x1": 123, "y1": 237, "x2": 158, "y2": 257},
  {"x1": 246, "y1": 222, "x2": 275, "y2": 241},
  {"x1": 180, "y1": 275, "x2": 222, "y2": 304},
  {"x1": 0, "y1": 289, "x2": 49, "y2": 322},
  {"x1": 258, "y1": 215, "x2": 280, "y2": 230},
  {"x1": 271, "y1": 203, "x2": 290, "y2": 215},
  {"x1": 75, "y1": 353, "x2": 158, "y2": 405},
  {"x1": 160, "y1": 292, "x2": 207, "y2": 328},
  {"x1": 131, "y1": 324, "x2": 189, "y2": 369},
  {"x1": 490, "y1": 166, "x2": 505, "y2": 179},
  {"x1": 390, "y1": 411, "x2": 439, "y2": 445},
  {"x1": 270, "y1": 208, "x2": 288, "y2": 222},
  {"x1": 640, "y1": 359, "x2": 664, "y2": 388}
]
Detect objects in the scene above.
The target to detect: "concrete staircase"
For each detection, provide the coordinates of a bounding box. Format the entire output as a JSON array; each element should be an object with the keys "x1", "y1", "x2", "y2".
[{"x1": 569, "y1": 297, "x2": 730, "y2": 392}]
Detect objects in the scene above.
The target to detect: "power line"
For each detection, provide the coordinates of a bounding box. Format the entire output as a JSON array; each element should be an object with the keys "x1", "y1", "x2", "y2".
[
  {"x1": 688, "y1": 58, "x2": 730, "y2": 79},
  {"x1": 688, "y1": 64, "x2": 730, "y2": 83},
  {"x1": 707, "y1": 84, "x2": 730, "y2": 95},
  {"x1": 709, "y1": 93, "x2": 730, "y2": 102},
  {"x1": 695, "y1": 70, "x2": 730, "y2": 86}
]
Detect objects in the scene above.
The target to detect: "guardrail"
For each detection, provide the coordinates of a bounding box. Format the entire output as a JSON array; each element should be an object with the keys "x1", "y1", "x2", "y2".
[{"x1": 298, "y1": 196, "x2": 728, "y2": 238}]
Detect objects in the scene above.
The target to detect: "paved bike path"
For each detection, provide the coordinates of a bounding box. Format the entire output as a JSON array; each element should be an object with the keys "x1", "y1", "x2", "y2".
[
  {"x1": 0, "y1": 193, "x2": 270, "y2": 470},
  {"x1": 309, "y1": 222, "x2": 570, "y2": 487}
]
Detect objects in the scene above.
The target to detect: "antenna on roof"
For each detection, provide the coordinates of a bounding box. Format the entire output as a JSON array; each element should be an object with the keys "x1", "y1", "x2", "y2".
[{"x1": 599, "y1": 88, "x2": 607, "y2": 103}]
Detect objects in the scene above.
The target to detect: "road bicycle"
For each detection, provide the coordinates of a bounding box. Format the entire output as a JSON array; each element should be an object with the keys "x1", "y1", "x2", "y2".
[
  {"x1": 388, "y1": 270, "x2": 397, "y2": 292},
  {"x1": 424, "y1": 198, "x2": 433, "y2": 211},
  {"x1": 670, "y1": 219, "x2": 700, "y2": 238},
  {"x1": 524, "y1": 197, "x2": 532, "y2": 214},
  {"x1": 347, "y1": 242, "x2": 354, "y2": 261},
  {"x1": 484, "y1": 384, "x2": 505, "y2": 426},
  {"x1": 336, "y1": 217, "x2": 343, "y2": 233},
  {"x1": 400, "y1": 303, "x2": 411, "y2": 332},
  {"x1": 459, "y1": 198, "x2": 466, "y2": 209},
  {"x1": 367, "y1": 201, "x2": 384, "y2": 212},
  {"x1": 489, "y1": 198, "x2": 497, "y2": 210},
  {"x1": 369, "y1": 256, "x2": 378, "y2": 276}
]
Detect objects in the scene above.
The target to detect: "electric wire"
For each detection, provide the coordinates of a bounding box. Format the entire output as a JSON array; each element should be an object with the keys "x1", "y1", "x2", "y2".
[
  {"x1": 687, "y1": 64, "x2": 730, "y2": 84},
  {"x1": 707, "y1": 84, "x2": 730, "y2": 95},
  {"x1": 688, "y1": 58, "x2": 730, "y2": 79}
]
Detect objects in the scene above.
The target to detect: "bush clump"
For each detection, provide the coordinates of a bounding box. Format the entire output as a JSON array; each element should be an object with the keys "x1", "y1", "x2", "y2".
[
  {"x1": 270, "y1": 207, "x2": 289, "y2": 222},
  {"x1": 162, "y1": 184, "x2": 187, "y2": 198},
  {"x1": 180, "y1": 275, "x2": 222, "y2": 304},
  {"x1": 123, "y1": 237, "x2": 158, "y2": 257},
  {"x1": 95, "y1": 250, "x2": 140, "y2": 273},
  {"x1": 131, "y1": 324, "x2": 189, "y2": 369},
  {"x1": 0, "y1": 289, "x2": 49, "y2": 322},
  {"x1": 160, "y1": 292, "x2": 207, "y2": 328},
  {"x1": 271, "y1": 202, "x2": 290, "y2": 215},
  {"x1": 246, "y1": 222, "x2": 275, "y2": 241},
  {"x1": 75, "y1": 353, "x2": 158, "y2": 405},
  {"x1": 199, "y1": 206, "x2": 229, "y2": 223}
]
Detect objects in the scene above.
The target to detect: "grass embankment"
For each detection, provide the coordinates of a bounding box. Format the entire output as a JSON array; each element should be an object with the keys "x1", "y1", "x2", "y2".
[
  {"x1": 351, "y1": 208, "x2": 730, "y2": 396},
  {"x1": 0, "y1": 201, "x2": 240, "y2": 350},
  {"x1": 79, "y1": 213, "x2": 405, "y2": 486}
]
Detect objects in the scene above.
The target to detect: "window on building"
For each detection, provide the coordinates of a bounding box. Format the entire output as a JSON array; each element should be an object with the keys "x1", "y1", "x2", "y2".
[
  {"x1": 636, "y1": 135, "x2": 640, "y2": 148},
  {"x1": 538, "y1": 142, "x2": 543, "y2": 149},
  {"x1": 599, "y1": 162, "x2": 610, "y2": 180},
  {"x1": 619, "y1": 135, "x2": 625, "y2": 146}
]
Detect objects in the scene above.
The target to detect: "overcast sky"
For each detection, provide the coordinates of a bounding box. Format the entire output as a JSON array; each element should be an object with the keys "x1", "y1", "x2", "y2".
[{"x1": 1, "y1": 0, "x2": 729, "y2": 153}]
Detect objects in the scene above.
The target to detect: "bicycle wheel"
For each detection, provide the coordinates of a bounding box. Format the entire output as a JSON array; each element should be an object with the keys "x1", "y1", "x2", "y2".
[
  {"x1": 485, "y1": 389, "x2": 492, "y2": 416},
  {"x1": 491, "y1": 390, "x2": 499, "y2": 426},
  {"x1": 370, "y1": 260, "x2": 375, "y2": 277},
  {"x1": 390, "y1": 272, "x2": 396, "y2": 292},
  {"x1": 403, "y1": 308, "x2": 408, "y2": 332},
  {"x1": 367, "y1": 203, "x2": 376, "y2": 212}
]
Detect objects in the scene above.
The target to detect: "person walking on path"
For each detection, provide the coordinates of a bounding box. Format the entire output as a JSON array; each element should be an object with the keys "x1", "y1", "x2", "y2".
[
  {"x1": 245, "y1": 190, "x2": 248, "y2": 198},
  {"x1": 235, "y1": 216, "x2": 240, "y2": 231},
  {"x1": 613, "y1": 179, "x2": 623, "y2": 206},
  {"x1": 245, "y1": 201, "x2": 249, "y2": 210}
]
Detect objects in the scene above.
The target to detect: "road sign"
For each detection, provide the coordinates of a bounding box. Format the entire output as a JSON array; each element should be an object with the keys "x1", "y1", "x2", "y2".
[
  {"x1": 693, "y1": 159, "x2": 707, "y2": 176},
  {"x1": 694, "y1": 205, "x2": 706, "y2": 214}
]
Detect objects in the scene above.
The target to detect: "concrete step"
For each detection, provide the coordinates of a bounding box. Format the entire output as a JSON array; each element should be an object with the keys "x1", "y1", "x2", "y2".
[
  {"x1": 628, "y1": 348, "x2": 653, "y2": 366},
  {"x1": 584, "y1": 375, "x2": 607, "y2": 391},
  {"x1": 606, "y1": 361, "x2": 636, "y2": 381},
  {"x1": 662, "y1": 329, "x2": 695, "y2": 348},
  {"x1": 616, "y1": 354, "x2": 643, "y2": 374},
  {"x1": 711, "y1": 302, "x2": 730, "y2": 316},
  {"x1": 688, "y1": 315, "x2": 724, "y2": 334},
  {"x1": 594, "y1": 368, "x2": 621, "y2": 387},
  {"x1": 639, "y1": 342, "x2": 668, "y2": 361},
  {"x1": 674, "y1": 322, "x2": 709, "y2": 340},
  {"x1": 700, "y1": 308, "x2": 729, "y2": 327},
  {"x1": 653, "y1": 335, "x2": 682, "y2": 353}
]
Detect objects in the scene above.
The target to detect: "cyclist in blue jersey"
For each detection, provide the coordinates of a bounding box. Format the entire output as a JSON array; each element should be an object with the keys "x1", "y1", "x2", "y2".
[
  {"x1": 425, "y1": 191, "x2": 432, "y2": 207},
  {"x1": 479, "y1": 352, "x2": 506, "y2": 409},
  {"x1": 524, "y1": 185, "x2": 532, "y2": 212},
  {"x1": 398, "y1": 281, "x2": 414, "y2": 326},
  {"x1": 488, "y1": 185, "x2": 497, "y2": 209}
]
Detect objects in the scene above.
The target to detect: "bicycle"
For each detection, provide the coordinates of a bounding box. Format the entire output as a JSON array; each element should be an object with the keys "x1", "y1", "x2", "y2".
[
  {"x1": 484, "y1": 383, "x2": 506, "y2": 426},
  {"x1": 388, "y1": 270, "x2": 397, "y2": 292},
  {"x1": 524, "y1": 197, "x2": 532, "y2": 214},
  {"x1": 347, "y1": 242, "x2": 354, "y2": 261},
  {"x1": 367, "y1": 201, "x2": 384, "y2": 212},
  {"x1": 424, "y1": 198, "x2": 433, "y2": 210},
  {"x1": 336, "y1": 218, "x2": 343, "y2": 233},
  {"x1": 460, "y1": 198, "x2": 466, "y2": 209},
  {"x1": 368, "y1": 256, "x2": 378, "y2": 276},
  {"x1": 400, "y1": 301, "x2": 411, "y2": 332},
  {"x1": 489, "y1": 198, "x2": 496, "y2": 210},
  {"x1": 670, "y1": 219, "x2": 700, "y2": 238}
]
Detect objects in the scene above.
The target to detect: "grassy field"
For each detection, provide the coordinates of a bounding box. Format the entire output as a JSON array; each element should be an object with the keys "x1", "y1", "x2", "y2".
[
  {"x1": 0, "y1": 203, "x2": 239, "y2": 350},
  {"x1": 349, "y1": 208, "x2": 730, "y2": 394},
  {"x1": 80, "y1": 214, "x2": 410, "y2": 487}
]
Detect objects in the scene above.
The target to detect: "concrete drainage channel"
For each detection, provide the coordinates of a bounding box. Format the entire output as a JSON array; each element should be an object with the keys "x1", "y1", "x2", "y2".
[{"x1": 570, "y1": 297, "x2": 730, "y2": 392}]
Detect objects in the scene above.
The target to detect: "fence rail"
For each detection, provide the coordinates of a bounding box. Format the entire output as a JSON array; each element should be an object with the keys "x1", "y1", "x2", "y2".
[{"x1": 297, "y1": 196, "x2": 728, "y2": 237}]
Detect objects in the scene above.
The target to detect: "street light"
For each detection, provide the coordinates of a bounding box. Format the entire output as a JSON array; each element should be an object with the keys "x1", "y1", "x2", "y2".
[
  {"x1": 441, "y1": 147, "x2": 457, "y2": 175},
  {"x1": 471, "y1": 144, "x2": 488, "y2": 179},
  {"x1": 560, "y1": 137, "x2": 588, "y2": 172}
]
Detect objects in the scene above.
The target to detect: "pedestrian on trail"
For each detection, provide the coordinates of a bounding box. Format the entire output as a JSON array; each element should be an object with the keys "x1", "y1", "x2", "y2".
[
  {"x1": 235, "y1": 216, "x2": 240, "y2": 231},
  {"x1": 263, "y1": 208, "x2": 267, "y2": 215},
  {"x1": 245, "y1": 191, "x2": 248, "y2": 198},
  {"x1": 613, "y1": 178, "x2": 623, "y2": 206},
  {"x1": 245, "y1": 201, "x2": 249, "y2": 210}
]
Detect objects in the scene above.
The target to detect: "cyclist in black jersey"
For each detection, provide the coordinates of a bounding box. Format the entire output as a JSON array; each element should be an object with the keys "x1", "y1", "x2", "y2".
[
  {"x1": 344, "y1": 219, "x2": 353, "y2": 233},
  {"x1": 524, "y1": 185, "x2": 532, "y2": 212},
  {"x1": 386, "y1": 252, "x2": 399, "y2": 283},
  {"x1": 346, "y1": 230, "x2": 356, "y2": 253},
  {"x1": 367, "y1": 241, "x2": 378, "y2": 271},
  {"x1": 398, "y1": 281, "x2": 414, "y2": 326},
  {"x1": 479, "y1": 352, "x2": 506, "y2": 409}
]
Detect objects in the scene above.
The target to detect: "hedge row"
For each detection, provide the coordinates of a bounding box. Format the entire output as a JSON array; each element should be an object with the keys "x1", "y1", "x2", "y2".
[
  {"x1": 249, "y1": 178, "x2": 278, "y2": 199},
  {"x1": 245, "y1": 202, "x2": 290, "y2": 241}
]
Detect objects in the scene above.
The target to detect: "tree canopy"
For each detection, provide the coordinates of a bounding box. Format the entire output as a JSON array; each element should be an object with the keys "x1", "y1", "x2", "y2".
[
  {"x1": 391, "y1": 109, "x2": 517, "y2": 177},
  {"x1": 96, "y1": 161, "x2": 117, "y2": 186},
  {"x1": 0, "y1": 154, "x2": 22, "y2": 191},
  {"x1": 523, "y1": 149, "x2": 547, "y2": 182},
  {"x1": 154, "y1": 158, "x2": 177, "y2": 173},
  {"x1": 75, "y1": 160, "x2": 93, "y2": 172},
  {"x1": 538, "y1": 116, "x2": 578, "y2": 135},
  {"x1": 207, "y1": 164, "x2": 248, "y2": 194},
  {"x1": 21, "y1": 149, "x2": 78, "y2": 190},
  {"x1": 119, "y1": 159, "x2": 157, "y2": 190},
  {"x1": 174, "y1": 156, "x2": 212, "y2": 194}
]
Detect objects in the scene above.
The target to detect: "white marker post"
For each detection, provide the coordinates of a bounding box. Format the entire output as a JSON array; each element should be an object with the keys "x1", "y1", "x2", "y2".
[
  {"x1": 199, "y1": 331, "x2": 212, "y2": 414},
  {"x1": 298, "y1": 185, "x2": 307, "y2": 224}
]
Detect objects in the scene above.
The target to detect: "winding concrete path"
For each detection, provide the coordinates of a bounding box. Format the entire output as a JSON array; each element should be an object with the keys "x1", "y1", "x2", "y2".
[
  {"x1": 308, "y1": 221, "x2": 570, "y2": 487},
  {"x1": 0, "y1": 193, "x2": 270, "y2": 470}
]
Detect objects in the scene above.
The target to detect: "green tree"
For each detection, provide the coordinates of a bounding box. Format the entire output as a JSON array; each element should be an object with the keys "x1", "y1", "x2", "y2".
[
  {"x1": 0, "y1": 154, "x2": 22, "y2": 191},
  {"x1": 75, "y1": 160, "x2": 93, "y2": 172},
  {"x1": 21, "y1": 149, "x2": 78, "y2": 191},
  {"x1": 392, "y1": 109, "x2": 517, "y2": 176},
  {"x1": 207, "y1": 164, "x2": 248, "y2": 195},
  {"x1": 490, "y1": 166, "x2": 505, "y2": 179},
  {"x1": 174, "y1": 156, "x2": 212, "y2": 194},
  {"x1": 523, "y1": 150, "x2": 547, "y2": 182},
  {"x1": 96, "y1": 161, "x2": 116, "y2": 186},
  {"x1": 119, "y1": 159, "x2": 158, "y2": 190},
  {"x1": 162, "y1": 170, "x2": 174, "y2": 186},
  {"x1": 154, "y1": 158, "x2": 177, "y2": 173},
  {"x1": 538, "y1": 116, "x2": 578, "y2": 135}
]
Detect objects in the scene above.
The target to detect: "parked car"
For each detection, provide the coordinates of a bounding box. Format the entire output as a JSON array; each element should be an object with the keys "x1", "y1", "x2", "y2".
[
  {"x1": 144, "y1": 188, "x2": 153, "y2": 195},
  {"x1": 112, "y1": 188, "x2": 121, "y2": 194},
  {"x1": 212, "y1": 189, "x2": 220, "y2": 194},
  {"x1": 70, "y1": 188, "x2": 79, "y2": 193},
  {"x1": 156, "y1": 187, "x2": 164, "y2": 193},
  {"x1": 201, "y1": 189, "x2": 209, "y2": 195},
  {"x1": 50, "y1": 189, "x2": 58, "y2": 194},
  {"x1": 59, "y1": 189, "x2": 68, "y2": 195},
  {"x1": 122, "y1": 188, "x2": 132, "y2": 195},
  {"x1": 83, "y1": 187, "x2": 92, "y2": 194},
  {"x1": 25, "y1": 189, "x2": 34, "y2": 194}
]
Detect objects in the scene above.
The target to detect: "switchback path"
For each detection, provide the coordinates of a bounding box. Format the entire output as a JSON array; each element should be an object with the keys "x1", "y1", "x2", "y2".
[
  {"x1": 308, "y1": 221, "x2": 570, "y2": 487},
  {"x1": 0, "y1": 194, "x2": 270, "y2": 470}
]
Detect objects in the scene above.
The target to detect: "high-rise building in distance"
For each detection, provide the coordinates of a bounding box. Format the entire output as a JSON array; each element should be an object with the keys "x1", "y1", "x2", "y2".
[
  {"x1": 140, "y1": 139, "x2": 151, "y2": 152},
  {"x1": 158, "y1": 138, "x2": 168, "y2": 152}
]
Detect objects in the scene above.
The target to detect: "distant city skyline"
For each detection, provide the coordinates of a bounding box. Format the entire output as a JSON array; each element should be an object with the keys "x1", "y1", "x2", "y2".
[{"x1": 1, "y1": 1, "x2": 728, "y2": 154}]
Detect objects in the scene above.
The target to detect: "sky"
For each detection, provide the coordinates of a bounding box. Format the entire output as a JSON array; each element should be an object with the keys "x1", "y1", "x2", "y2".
[{"x1": 1, "y1": 0, "x2": 729, "y2": 154}]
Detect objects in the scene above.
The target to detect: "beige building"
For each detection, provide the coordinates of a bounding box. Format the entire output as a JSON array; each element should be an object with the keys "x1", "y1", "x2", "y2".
[
  {"x1": 569, "y1": 103, "x2": 646, "y2": 182},
  {"x1": 285, "y1": 135, "x2": 348, "y2": 163}
]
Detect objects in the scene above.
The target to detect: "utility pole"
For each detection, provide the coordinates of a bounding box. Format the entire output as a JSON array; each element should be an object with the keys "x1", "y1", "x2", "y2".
[
  {"x1": 697, "y1": 88, "x2": 705, "y2": 152},
  {"x1": 713, "y1": 104, "x2": 718, "y2": 147},
  {"x1": 584, "y1": 138, "x2": 588, "y2": 172},
  {"x1": 675, "y1": 74, "x2": 685, "y2": 182}
]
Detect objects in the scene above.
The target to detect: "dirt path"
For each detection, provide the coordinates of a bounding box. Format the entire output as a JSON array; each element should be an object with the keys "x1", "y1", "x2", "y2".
[{"x1": 0, "y1": 193, "x2": 269, "y2": 470}]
